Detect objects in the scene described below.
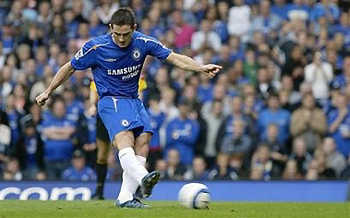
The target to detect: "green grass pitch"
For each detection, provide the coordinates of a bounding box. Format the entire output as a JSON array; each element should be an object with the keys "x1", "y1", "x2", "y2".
[{"x1": 0, "y1": 201, "x2": 349, "y2": 218}]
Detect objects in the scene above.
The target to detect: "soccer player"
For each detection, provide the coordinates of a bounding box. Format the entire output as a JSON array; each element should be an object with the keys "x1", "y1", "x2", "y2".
[
  {"x1": 89, "y1": 76, "x2": 147, "y2": 200},
  {"x1": 36, "y1": 8, "x2": 221, "y2": 208}
]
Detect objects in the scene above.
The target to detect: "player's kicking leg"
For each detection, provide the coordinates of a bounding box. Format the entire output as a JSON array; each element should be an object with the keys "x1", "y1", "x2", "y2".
[
  {"x1": 114, "y1": 131, "x2": 160, "y2": 208},
  {"x1": 134, "y1": 133, "x2": 160, "y2": 199}
]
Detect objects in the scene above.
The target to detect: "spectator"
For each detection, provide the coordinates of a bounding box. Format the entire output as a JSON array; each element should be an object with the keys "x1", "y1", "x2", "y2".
[
  {"x1": 340, "y1": 154, "x2": 350, "y2": 179},
  {"x1": 217, "y1": 96, "x2": 255, "y2": 150},
  {"x1": 17, "y1": 103, "x2": 44, "y2": 180},
  {"x1": 184, "y1": 156, "x2": 209, "y2": 180},
  {"x1": 48, "y1": 14, "x2": 67, "y2": 48},
  {"x1": 62, "y1": 150, "x2": 96, "y2": 181},
  {"x1": 250, "y1": 0, "x2": 282, "y2": 36},
  {"x1": 331, "y1": 56, "x2": 350, "y2": 91},
  {"x1": 228, "y1": 0, "x2": 251, "y2": 42},
  {"x1": 313, "y1": 149, "x2": 336, "y2": 179},
  {"x1": 3, "y1": 158, "x2": 22, "y2": 181},
  {"x1": 205, "y1": 6, "x2": 229, "y2": 43},
  {"x1": 155, "y1": 159, "x2": 167, "y2": 180},
  {"x1": 270, "y1": 0, "x2": 289, "y2": 20},
  {"x1": 310, "y1": 0, "x2": 339, "y2": 24},
  {"x1": 257, "y1": 93, "x2": 290, "y2": 143},
  {"x1": 263, "y1": 124, "x2": 288, "y2": 175},
  {"x1": 202, "y1": 99, "x2": 224, "y2": 167},
  {"x1": 251, "y1": 145, "x2": 276, "y2": 180},
  {"x1": 147, "y1": 95, "x2": 166, "y2": 171},
  {"x1": 328, "y1": 94, "x2": 350, "y2": 158},
  {"x1": 171, "y1": 10, "x2": 195, "y2": 49},
  {"x1": 165, "y1": 99, "x2": 199, "y2": 166},
  {"x1": 191, "y1": 19, "x2": 222, "y2": 53},
  {"x1": 62, "y1": 85, "x2": 84, "y2": 124},
  {"x1": 79, "y1": 98, "x2": 97, "y2": 167},
  {"x1": 282, "y1": 45, "x2": 307, "y2": 91},
  {"x1": 291, "y1": 93, "x2": 327, "y2": 152},
  {"x1": 286, "y1": 0, "x2": 310, "y2": 21},
  {"x1": 41, "y1": 96, "x2": 76, "y2": 179},
  {"x1": 289, "y1": 138, "x2": 312, "y2": 176},
  {"x1": 305, "y1": 159, "x2": 319, "y2": 181},
  {"x1": 208, "y1": 153, "x2": 238, "y2": 180},
  {"x1": 0, "y1": 109, "x2": 11, "y2": 172},
  {"x1": 244, "y1": 50, "x2": 259, "y2": 86},
  {"x1": 282, "y1": 159, "x2": 302, "y2": 180},
  {"x1": 256, "y1": 68, "x2": 280, "y2": 99},
  {"x1": 89, "y1": 9, "x2": 108, "y2": 37},
  {"x1": 220, "y1": 119, "x2": 253, "y2": 157},
  {"x1": 164, "y1": 149, "x2": 186, "y2": 180},
  {"x1": 280, "y1": 75, "x2": 301, "y2": 106},
  {"x1": 5, "y1": 94, "x2": 23, "y2": 148},
  {"x1": 304, "y1": 51, "x2": 333, "y2": 101},
  {"x1": 322, "y1": 137, "x2": 347, "y2": 177}
]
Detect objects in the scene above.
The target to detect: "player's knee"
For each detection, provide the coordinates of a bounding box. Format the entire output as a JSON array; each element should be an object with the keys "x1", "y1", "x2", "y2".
[{"x1": 113, "y1": 131, "x2": 134, "y2": 150}]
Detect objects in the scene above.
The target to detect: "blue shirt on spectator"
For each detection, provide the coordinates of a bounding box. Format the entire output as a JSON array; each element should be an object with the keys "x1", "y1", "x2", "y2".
[
  {"x1": 147, "y1": 108, "x2": 165, "y2": 151},
  {"x1": 257, "y1": 109, "x2": 290, "y2": 143},
  {"x1": 24, "y1": 135, "x2": 38, "y2": 167},
  {"x1": 310, "y1": 3, "x2": 339, "y2": 23},
  {"x1": 66, "y1": 100, "x2": 85, "y2": 123},
  {"x1": 165, "y1": 118, "x2": 199, "y2": 165},
  {"x1": 41, "y1": 114, "x2": 75, "y2": 161},
  {"x1": 197, "y1": 84, "x2": 213, "y2": 103},
  {"x1": 7, "y1": 111, "x2": 21, "y2": 146},
  {"x1": 89, "y1": 25, "x2": 108, "y2": 37},
  {"x1": 327, "y1": 109, "x2": 350, "y2": 158},
  {"x1": 62, "y1": 166, "x2": 96, "y2": 181},
  {"x1": 271, "y1": 4, "x2": 289, "y2": 20}
]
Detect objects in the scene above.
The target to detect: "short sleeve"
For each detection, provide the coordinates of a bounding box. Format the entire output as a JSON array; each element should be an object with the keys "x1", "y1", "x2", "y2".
[
  {"x1": 71, "y1": 40, "x2": 97, "y2": 70},
  {"x1": 146, "y1": 37, "x2": 172, "y2": 61}
]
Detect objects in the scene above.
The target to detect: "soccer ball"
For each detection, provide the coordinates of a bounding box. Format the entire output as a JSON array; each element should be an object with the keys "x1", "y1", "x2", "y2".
[{"x1": 178, "y1": 183, "x2": 210, "y2": 209}]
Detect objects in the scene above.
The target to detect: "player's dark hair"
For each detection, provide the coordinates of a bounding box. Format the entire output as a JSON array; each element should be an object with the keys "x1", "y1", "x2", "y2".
[{"x1": 110, "y1": 7, "x2": 136, "y2": 27}]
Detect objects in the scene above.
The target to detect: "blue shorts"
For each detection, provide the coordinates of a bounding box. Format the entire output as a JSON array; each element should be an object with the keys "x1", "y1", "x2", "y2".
[{"x1": 98, "y1": 97, "x2": 153, "y2": 142}]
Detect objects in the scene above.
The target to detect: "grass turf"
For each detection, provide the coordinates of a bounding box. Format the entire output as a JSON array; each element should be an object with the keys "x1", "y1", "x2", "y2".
[{"x1": 0, "y1": 201, "x2": 349, "y2": 218}]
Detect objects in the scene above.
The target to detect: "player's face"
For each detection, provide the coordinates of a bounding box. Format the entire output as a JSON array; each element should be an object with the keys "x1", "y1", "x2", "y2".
[{"x1": 110, "y1": 24, "x2": 136, "y2": 48}]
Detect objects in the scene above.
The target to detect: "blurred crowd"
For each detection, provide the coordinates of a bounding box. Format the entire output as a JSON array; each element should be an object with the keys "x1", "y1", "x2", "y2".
[{"x1": 0, "y1": 0, "x2": 350, "y2": 182}]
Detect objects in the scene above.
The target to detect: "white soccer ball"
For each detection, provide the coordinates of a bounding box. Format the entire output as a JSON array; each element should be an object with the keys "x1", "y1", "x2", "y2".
[{"x1": 178, "y1": 183, "x2": 210, "y2": 209}]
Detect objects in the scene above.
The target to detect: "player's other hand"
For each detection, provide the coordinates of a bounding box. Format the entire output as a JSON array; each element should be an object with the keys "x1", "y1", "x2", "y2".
[
  {"x1": 203, "y1": 64, "x2": 222, "y2": 78},
  {"x1": 36, "y1": 91, "x2": 51, "y2": 106}
]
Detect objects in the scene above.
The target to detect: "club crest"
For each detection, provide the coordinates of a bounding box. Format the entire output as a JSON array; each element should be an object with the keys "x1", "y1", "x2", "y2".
[{"x1": 132, "y1": 49, "x2": 141, "y2": 61}]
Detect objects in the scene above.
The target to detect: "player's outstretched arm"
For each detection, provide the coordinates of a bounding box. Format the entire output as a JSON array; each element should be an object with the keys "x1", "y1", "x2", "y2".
[
  {"x1": 36, "y1": 62, "x2": 76, "y2": 106},
  {"x1": 166, "y1": 52, "x2": 222, "y2": 78}
]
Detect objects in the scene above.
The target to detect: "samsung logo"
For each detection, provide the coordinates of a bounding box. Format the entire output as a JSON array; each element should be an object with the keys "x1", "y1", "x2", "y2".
[{"x1": 107, "y1": 64, "x2": 142, "y2": 76}]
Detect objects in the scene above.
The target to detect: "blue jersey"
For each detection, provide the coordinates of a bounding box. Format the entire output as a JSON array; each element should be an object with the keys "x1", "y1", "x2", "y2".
[
  {"x1": 147, "y1": 108, "x2": 165, "y2": 150},
  {"x1": 71, "y1": 31, "x2": 172, "y2": 99},
  {"x1": 328, "y1": 109, "x2": 350, "y2": 158},
  {"x1": 165, "y1": 118, "x2": 200, "y2": 165},
  {"x1": 62, "y1": 166, "x2": 96, "y2": 181}
]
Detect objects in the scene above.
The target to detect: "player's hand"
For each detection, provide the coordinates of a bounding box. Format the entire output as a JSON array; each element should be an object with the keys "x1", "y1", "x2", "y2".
[
  {"x1": 88, "y1": 104, "x2": 97, "y2": 116},
  {"x1": 203, "y1": 64, "x2": 222, "y2": 78},
  {"x1": 36, "y1": 90, "x2": 51, "y2": 106}
]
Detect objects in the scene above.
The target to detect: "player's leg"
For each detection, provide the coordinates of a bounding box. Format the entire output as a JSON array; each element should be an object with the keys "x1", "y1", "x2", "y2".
[
  {"x1": 120, "y1": 132, "x2": 151, "y2": 199},
  {"x1": 134, "y1": 99, "x2": 160, "y2": 198},
  {"x1": 93, "y1": 139, "x2": 110, "y2": 199},
  {"x1": 92, "y1": 114, "x2": 110, "y2": 200}
]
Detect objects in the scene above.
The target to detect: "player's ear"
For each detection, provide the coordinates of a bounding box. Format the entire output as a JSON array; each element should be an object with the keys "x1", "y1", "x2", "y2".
[
  {"x1": 109, "y1": 23, "x2": 113, "y2": 31},
  {"x1": 132, "y1": 24, "x2": 137, "y2": 31}
]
